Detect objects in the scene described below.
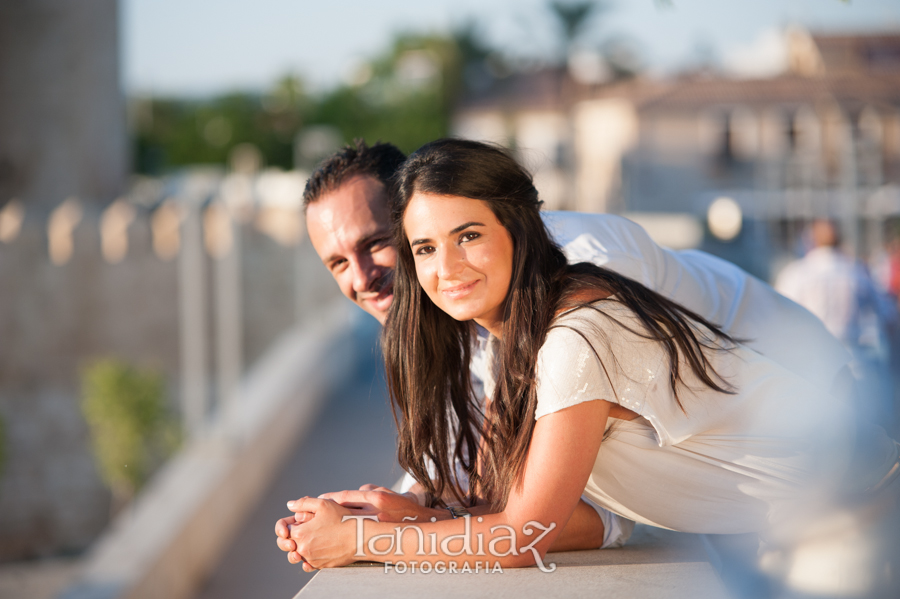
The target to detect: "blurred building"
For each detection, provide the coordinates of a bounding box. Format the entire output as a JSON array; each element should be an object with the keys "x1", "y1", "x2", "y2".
[
  {"x1": 452, "y1": 29, "x2": 900, "y2": 279},
  {"x1": 0, "y1": 0, "x2": 130, "y2": 561},
  {"x1": 0, "y1": 0, "x2": 129, "y2": 213}
]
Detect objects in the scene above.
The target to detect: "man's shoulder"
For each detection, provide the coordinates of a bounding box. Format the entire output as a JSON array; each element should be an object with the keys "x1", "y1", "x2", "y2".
[{"x1": 541, "y1": 211, "x2": 650, "y2": 249}]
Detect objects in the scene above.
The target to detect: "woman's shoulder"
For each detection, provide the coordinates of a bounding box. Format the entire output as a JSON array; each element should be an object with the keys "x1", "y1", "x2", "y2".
[
  {"x1": 548, "y1": 298, "x2": 649, "y2": 345},
  {"x1": 536, "y1": 299, "x2": 667, "y2": 419}
]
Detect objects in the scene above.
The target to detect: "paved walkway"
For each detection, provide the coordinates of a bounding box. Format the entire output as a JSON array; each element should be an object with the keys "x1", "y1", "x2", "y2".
[{"x1": 194, "y1": 319, "x2": 401, "y2": 599}]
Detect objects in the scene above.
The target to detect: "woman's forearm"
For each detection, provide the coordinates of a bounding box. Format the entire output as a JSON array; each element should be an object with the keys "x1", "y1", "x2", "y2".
[
  {"x1": 343, "y1": 511, "x2": 556, "y2": 570},
  {"x1": 289, "y1": 498, "x2": 562, "y2": 571},
  {"x1": 444, "y1": 498, "x2": 604, "y2": 552}
]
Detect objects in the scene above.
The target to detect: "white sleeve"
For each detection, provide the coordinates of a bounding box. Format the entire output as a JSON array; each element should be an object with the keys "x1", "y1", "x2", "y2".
[
  {"x1": 544, "y1": 211, "x2": 850, "y2": 387},
  {"x1": 581, "y1": 495, "x2": 635, "y2": 549},
  {"x1": 670, "y1": 249, "x2": 848, "y2": 388},
  {"x1": 394, "y1": 472, "x2": 417, "y2": 493}
]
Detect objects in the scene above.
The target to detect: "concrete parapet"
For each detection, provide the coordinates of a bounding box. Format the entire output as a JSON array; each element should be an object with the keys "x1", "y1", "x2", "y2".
[
  {"x1": 295, "y1": 525, "x2": 727, "y2": 599},
  {"x1": 60, "y1": 302, "x2": 358, "y2": 599}
]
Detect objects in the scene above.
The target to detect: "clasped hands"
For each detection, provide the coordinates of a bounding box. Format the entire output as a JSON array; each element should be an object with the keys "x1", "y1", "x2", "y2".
[{"x1": 274, "y1": 484, "x2": 448, "y2": 572}]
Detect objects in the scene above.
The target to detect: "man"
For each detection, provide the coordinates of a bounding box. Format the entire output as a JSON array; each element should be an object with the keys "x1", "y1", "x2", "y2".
[
  {"x1": 302, "y1": 141, "x2": 404, "y2": 324},
  {"x1": 776, "y1": 219, "x2": 886, "y2": 348},
  {"x1": 777, "y1": 219, "x2": 895, "y2": 427},
  {"x1": 279, "y1": 139, "x2": 851, "y2": 556}
]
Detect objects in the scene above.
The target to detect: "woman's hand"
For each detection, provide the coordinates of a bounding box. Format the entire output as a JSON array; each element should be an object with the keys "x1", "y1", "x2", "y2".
[
  {"x1": 318, "y1": 483, "x2": 446, "y2": 523},
  {"x1": 283, "y1": 497, "x2": 363, "y2": 571},
  {"x1": 274, "y1": 502, "x2": 315, "y2": 562}
]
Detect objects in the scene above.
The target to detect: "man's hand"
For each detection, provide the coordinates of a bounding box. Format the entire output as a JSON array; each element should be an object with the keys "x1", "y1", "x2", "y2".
[{"x1": 318, "y1": 483, "x2": 445, "y2": 523}]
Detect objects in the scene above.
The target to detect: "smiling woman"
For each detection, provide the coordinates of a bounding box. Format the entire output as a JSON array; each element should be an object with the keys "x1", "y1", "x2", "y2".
[
  {"x1": 404, "y1": 193, "x2": 513, "y2": 335},
  {"x1": 278, "y1": 139, "x2": 900, "y2": 594}
]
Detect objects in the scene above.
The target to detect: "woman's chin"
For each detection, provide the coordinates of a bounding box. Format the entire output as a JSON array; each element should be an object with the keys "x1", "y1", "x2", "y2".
[{"x1": 441, "y1": 305, "x2": 482, "y2": 323}]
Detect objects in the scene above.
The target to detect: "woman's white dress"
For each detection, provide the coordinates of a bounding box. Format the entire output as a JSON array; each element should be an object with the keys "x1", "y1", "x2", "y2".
[{"x1": 532, "y1": 299, "x2": 898, "y2": 536}]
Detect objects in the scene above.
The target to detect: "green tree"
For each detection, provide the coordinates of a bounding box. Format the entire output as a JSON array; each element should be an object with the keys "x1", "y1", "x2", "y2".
[
  {"x1": 131, "y1": 27, "x2": 500, "y2": 171},
  {"x1": 306, "y1": 31, "x2": 466, "y2": 154},
  {"x1": 548, "y1": 1, "x2": 605, "y2": 61},
  {"x1": 133, "y1": 76, "x2": 308, "y2": 174}
]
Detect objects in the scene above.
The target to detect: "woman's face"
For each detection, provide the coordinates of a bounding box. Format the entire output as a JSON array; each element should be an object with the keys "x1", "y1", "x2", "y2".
[{"x1": 403, "y1": 192, "x2": 514, "y2": 337}]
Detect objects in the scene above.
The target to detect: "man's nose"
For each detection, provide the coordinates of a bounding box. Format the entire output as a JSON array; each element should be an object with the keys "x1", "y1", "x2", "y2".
[
  {"x1": 350, "y1": 257, "x2": 377, "y2": 292},
  {"x1": 437, "y1": 245, "x2": 464, "y2": 279}
]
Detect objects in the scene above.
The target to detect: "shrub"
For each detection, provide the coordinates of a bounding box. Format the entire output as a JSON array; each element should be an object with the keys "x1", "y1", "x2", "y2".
[{"x1": 81, "y1": 359, "x2": 180, "y2": 502}]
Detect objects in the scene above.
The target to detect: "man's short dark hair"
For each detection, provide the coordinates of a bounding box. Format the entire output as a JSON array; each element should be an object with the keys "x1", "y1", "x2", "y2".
[{"x1": 302, "y1": 139, "x2": 406, "y2": 210}]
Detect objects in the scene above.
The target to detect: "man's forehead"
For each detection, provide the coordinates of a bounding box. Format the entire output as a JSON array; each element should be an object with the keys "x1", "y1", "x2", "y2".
[{"x1": 306, "y1": 175, "x2": 391, "y2": 259}]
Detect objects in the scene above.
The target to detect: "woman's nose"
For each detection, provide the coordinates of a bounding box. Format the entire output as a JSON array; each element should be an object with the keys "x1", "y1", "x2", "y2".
[{"x1": 437, "y1": 244, "x2": 464, "y2": 279}]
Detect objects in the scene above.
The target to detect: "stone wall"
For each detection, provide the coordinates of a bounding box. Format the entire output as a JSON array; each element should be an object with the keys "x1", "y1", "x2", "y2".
[{"x1": 0, "y1": 204, "x2": 338, "y2": 560}]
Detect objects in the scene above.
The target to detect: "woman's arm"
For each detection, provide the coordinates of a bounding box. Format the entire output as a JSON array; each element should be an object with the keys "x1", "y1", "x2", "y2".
[
  {"x1": 276, "y1": 487, "x2": 606, "y2": 553},
  {"x1": 281, "y1": 398, "x2": 612, "y2": 571}
]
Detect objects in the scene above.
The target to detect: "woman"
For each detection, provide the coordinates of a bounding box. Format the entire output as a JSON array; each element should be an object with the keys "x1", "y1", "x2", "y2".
[{"x1": 279, "y1": 139, "x2": 899, "y2": 584}]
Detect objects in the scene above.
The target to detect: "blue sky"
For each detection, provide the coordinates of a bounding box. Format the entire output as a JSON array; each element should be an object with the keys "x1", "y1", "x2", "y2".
[{"x1": 123, "y1": 0, "x2": 900, "y2": 96}]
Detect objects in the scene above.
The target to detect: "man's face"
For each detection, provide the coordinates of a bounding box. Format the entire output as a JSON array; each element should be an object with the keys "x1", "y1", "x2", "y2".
[{"x1": 306, "y1": 175, "x2": 396, "y2": 324}]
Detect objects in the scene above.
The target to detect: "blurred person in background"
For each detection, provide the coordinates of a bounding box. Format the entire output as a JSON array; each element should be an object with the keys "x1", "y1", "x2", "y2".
[
  {"x1": 776, "y1": 219, "x2": 897, "y2": 433},
  {"x1": 282, "y1": 139, "x2": 852, "y2": 555},
  {"x1": 874, "y1": 232, "x2": 900, "y2": 435}
]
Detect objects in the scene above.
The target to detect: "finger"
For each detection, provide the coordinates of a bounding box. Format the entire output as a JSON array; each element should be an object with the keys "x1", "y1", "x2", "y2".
[
  {"x1": 293, "y1": 511, "x2": 315, "y2": 524},
  {"x1": 360, "y1": 484, "x2": 394, "y2": 493},
  {"x1": 302, "y1": 561, "x2": 316, "y2": 572},
  {"x1": 276, "y1": 537, "x2": 297, "y2": 552},
  {"x1": 287, "y1": 497, "x2": 327, "y2": 513},
  {"x1": 288, "y1": 550, "x2": 303, "y2": 565},
  {"x1": 331, "y1": 501, "x2": 375, "y2": 510},
  {"x1": 319, "y1": 490, "x2": 362, "y2": 503},
  {"x1": 319, "y1": 490, "x2": 375, "y2": 505},
  {"x1": 275, "y1": 516, "x2": 294, "y2": 538}
]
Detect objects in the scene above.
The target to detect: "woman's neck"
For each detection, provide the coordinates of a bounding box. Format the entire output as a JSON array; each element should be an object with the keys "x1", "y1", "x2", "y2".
[{"x1": 474, "y1": 317, "x2": 503, "y2": 339}]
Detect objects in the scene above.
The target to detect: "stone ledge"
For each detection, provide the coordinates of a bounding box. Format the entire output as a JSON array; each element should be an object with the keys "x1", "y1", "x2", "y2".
[{"x1": 294, "y1": 525, "x2": 728, "y2": 599}]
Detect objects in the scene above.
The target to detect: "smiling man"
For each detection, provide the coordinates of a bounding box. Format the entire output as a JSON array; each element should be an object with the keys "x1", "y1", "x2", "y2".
[{"x1": 303, "y1": 141, "x2": 404, "y2": 323}]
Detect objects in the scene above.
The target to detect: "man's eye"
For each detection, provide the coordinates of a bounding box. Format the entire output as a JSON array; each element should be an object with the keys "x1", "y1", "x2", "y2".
[
  {"x1": 330, "y1": 259, "x2": 347, "y2": 272},
  {"x1": 368, "y1": 238, "x2": 391, "y2": 252}
]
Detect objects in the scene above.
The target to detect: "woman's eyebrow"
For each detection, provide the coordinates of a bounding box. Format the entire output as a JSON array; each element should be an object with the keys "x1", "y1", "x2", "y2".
[
  {"x1": 450, "y1": 221, "x2": 485, "y2": 235},
  {"x1": 409, "y1": 221, "x2": 486, "y2": 247}
]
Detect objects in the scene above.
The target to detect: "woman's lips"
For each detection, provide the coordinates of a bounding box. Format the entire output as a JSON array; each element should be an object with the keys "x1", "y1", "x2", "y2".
[{"x1": 441, "y1": 280, "x2": 479, "y2": 299}]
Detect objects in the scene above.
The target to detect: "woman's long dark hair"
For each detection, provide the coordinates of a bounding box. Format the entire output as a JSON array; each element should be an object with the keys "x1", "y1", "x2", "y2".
[{"x1": 383, "y1": 138, "x2": 736, "y2": 510}]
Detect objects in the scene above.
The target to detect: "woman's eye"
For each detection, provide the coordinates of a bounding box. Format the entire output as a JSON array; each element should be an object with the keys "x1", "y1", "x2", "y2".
[
  {"x1": 461, "y1": 232, "x2": 480, "y2": 242},
  {"x1": 414, "y1": 245, "x2": 435, "y2": 256}
]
